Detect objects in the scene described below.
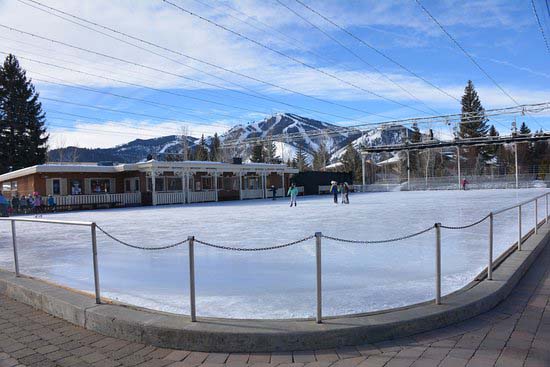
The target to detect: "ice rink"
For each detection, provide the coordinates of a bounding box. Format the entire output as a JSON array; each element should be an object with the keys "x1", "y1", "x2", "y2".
[{"x1": 0, "y1": 188, "x2": 546, "y2": 319}]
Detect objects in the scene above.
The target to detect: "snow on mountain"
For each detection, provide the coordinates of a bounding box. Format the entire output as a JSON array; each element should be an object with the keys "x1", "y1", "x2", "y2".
[{"x1": 48, "y1": 113, "x2": 412, "y2": 165}]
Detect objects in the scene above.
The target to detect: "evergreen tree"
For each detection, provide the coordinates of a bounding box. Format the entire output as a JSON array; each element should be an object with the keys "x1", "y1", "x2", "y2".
[
  {"x1": 0, "y1": 54, "x2": 48, "y2": 173},
  {"x1": 209, "y1": 133, "x2": 221, "y2": 161},
  {"x1": 312, "y1": 141, "x2": 330, "y2": 170},
  {"x1": 489, "y1": 125, "x2": 499, "y2": 137},
  {"x1": 294, "y1": 144, "x2": 309, "y2": 171},
  {"x1": 460, "y1": 80, "x2": 489, "y2": 138},
  {"x1": 410, "y1": 123, "x2": 421, "y2": 143},
  {"x1": 250, "y1": 143, "x2": 264, "y2": 163},
  {"x1": 519, "y1": 122, "x2": 531, "y2": 135},
  {"x1": 264, "y1": 137, "x2": 277, "y2": 163},
  {"x1": 194, "y1": 134, "x2": 208, "y2": 161},
  {"x1": 341, "y1": 143, "x2": 362, "y2": 182}
]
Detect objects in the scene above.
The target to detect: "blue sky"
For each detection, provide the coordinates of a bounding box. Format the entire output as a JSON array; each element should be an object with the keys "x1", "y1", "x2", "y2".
[{"x1": 0, "y1": 0, "x2": 549, "y2": 148}]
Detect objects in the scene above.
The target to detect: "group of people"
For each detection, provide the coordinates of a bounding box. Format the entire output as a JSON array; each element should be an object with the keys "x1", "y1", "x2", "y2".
[
  {"x1": 0, "y1": 192, "x2": 57, "y2": 217},
  {"x1": 330, "y1": 181, "x2": 350, "y2": 204}
]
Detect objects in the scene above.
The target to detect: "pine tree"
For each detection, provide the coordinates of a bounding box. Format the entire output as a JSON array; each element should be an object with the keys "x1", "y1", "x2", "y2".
[
  {"x1": 312, "y1": 141, "x2": 330, "y2": 170},
  {"x1": 0, "y1": 54, "x2": 48, "y2": 173},
  {"x1": 519, "y1": 122, "x2": 531, "y2": 135},
  {"x1": 209, "y1": 133, "x2": 221, "y2": 161},
  {"x1": 194, "y1": 134, "x2": 208, "y2": 161},
  {"x1": 460, "y1": 80, "x2": 489, "y2": 139},
  {"x1": 294, "y1": 145, "x2": 309, "y2": 171},
  {"x1": 410, "y1": 123, "x2": 421, "y2": 143},
  {"x1": 250, "y1": 143, "x2": 264, "y2": 163},
  {"x1": 341, "y1": 143, "x2": 362, "y2": 182},
  {"x1": 265, "y1": 140, "x2": 277, "y2": 163}
]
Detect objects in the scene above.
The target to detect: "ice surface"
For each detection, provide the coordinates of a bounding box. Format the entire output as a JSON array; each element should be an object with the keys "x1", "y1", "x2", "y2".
[{"x1": 0, "y1": 189, "x2": 546, "y2": 319}]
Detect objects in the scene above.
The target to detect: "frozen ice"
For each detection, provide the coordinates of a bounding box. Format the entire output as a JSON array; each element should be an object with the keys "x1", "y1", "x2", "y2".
[{"x1": 0, "y1": 188, "x2": 546, "y2": 319}]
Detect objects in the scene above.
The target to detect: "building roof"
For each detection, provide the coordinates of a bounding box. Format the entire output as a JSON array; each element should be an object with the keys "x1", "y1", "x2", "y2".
[{"x1": 0, "y1": 160, "x2": 298, "y2": 182}]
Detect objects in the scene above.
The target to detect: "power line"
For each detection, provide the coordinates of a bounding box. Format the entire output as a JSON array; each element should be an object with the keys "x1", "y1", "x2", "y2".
[
  {"x1": 16, "y1": 0, "x2": 399, "y2": 122},
  {"x1": 531, "y1": 0, "x2": 550, "y2": 53},
  {"x1": 413, "y1": 0, "x2": 545, "y2": 130},
  {"x1": 292, "y1": 0, "x2": 460, "y2": 103},
  {"x1": 162, "y1": 0, "x2": 430, "y2": 117},
  {"x1": 275, "y1": 0, "x2": 441, "y2": 116}
]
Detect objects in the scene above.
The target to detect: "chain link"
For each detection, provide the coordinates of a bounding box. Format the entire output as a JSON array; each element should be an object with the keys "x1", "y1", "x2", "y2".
[
  {"x1": 440, "y1": 214, "x2": 490, "y2": 230},
  {"x1": 321, "y1": 225, "x2": 434, "y2": 244},
  {"x1": 194, "y1": 235, "x2": 315, "y2": 251},
  {"x1": 96, "y1": 225, "x2": 189, "y2": 250}
]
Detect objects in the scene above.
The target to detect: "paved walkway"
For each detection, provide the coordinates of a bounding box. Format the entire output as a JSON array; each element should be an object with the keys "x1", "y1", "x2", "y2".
[{"x1": 1, "y1": 244, "x2": 549, "y2": 367}]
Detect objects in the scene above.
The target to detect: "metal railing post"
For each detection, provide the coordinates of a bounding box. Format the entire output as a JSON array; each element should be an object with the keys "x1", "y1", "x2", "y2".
[
  {"x1": 535, "y1": 199, "x2": 538, "y2": 234},
  {"x1": 488, "y1": 213, "x2": 493, "y2": 280},
  {"x1": 546, "y1": 194, "x2": 549, "y2": 224},
  {"x1": 435, "y1": 223, "x2": 441, "y2": 305},
  {"x1": 11, "y1": 220, "x2": 20, "y2": 277},
  {"x1": 315, "y1": 232, "x2": 322, "y2": 324},
  {"x1": 518, "y1": 205, "x2": 522, "y2": 251},
  {"x1": 188, "y1": 236, "x2": 196, "y2": 322},
  {"x1": 91, "y1": 223, "x2": 101, "y2": 304}
]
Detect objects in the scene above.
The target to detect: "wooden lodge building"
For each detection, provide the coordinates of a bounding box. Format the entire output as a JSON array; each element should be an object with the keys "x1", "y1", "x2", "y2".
[{"x1": 0, "y1": 160, "x2": 298, "y2": 209}]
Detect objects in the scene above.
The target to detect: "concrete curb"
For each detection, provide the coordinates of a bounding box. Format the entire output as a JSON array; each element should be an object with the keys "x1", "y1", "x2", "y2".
[{"x1": 0, "y1": 224, "x2": 548, "y2": 352}]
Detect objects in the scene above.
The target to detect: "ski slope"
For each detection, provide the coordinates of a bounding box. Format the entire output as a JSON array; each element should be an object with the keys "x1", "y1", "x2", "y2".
[{"x1": 0, "y1": 189, "x2": 545, "y2": 319}]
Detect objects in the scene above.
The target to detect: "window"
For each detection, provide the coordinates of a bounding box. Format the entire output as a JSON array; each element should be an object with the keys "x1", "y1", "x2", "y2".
[
  {"x1": 2, "y1": 182, "x2": 11, "y2": 192},
  {"x1": 10, "y1": 181, "x2": 17, "y2": 191},
  {"x1": 125, "y1": 179, "x2": 131, "y2": 192},
  {"x1": 201, "y1": 176, "x2": 213, "y2": 190},
  {"x1": 134, "y1": 179, "x2": 140, "y2": 192},
  {"x1": 166, "y1": 177, "x2": 182, "y2": 191},
  {"x1": 222, "y1": 176, "x2": 238, "y2": 191},
  {"x1": 52, "y1": 179, "x2": 61, "y2": 195},
  {"x1": 70, "y1": 179, "x2": 82, "y2": 195},
  {"x1": 146, "y1": 177, "x2": 165, "y2": 192},
  {"x1": 90, "y1": 179, "x2": 111, "y2": 194},
  {"x1": 244, "y1": 176, "x2": 260, "y2": 190}
]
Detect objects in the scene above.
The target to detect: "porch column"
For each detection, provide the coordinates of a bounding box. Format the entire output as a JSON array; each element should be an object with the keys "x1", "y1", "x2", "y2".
[
  {"x1": 151, "y1": 170, "x2": 157, "y2": 206},
  {"x1": 185, "y1": 171, "x2": 190, "y2": 204},
  {"x1": 361, "y1": 154, "x2": 366, "y2": 187},
  {"x1": 262, "y1": 171, "x2": 267, "y2": 199},
  {"x1": 214, "y1": 171, "x2": 218, "y2": 202},
  {"x1": 406, "y1": 150, "x2": 410, "y2": 191},
  {"x1": 281, "y1": 172, "x2": 285, "y2": 197},
  {"x1": 239, "y1": 171, "x2": 243, "y2": 200},
  {"x1": 181, "y1": 171, "x2": 187, "y2": 204}
]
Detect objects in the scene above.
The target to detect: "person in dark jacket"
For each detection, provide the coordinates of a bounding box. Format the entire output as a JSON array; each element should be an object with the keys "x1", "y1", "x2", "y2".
[
  {"x1": 11, "y1": 195, "x2": 20, "y2": 213},
  {"x1": 330, "y1": 181, "x2": 339, "y2": 204},
  {"x1": 343, "y1": 182, "x2": 350, "y2": 204},
  {"x1": 270, "y1": 185, "x2": 277, "y2": 200}
]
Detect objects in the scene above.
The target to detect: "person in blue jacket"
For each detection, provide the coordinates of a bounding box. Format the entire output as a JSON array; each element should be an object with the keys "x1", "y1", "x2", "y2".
[
  {"x1": 287, "y1": 183, "x2": 299, "y2": 207},
  {"x1": 0, "y1": 193, "x2": 9, "y2": 217},
  {"x1": 330, "y1": 181, "x2": 339, "y2": 204}
]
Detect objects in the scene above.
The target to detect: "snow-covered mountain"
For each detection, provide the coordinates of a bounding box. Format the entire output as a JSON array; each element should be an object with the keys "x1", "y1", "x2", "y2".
[{"x1": 48, "y1": 113, "x2": 413, "y2": 165}]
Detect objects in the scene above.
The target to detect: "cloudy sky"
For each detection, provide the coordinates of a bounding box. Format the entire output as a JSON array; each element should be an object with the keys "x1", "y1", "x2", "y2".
[{"x1": 0, "y1": 0, "x2": 549, "y2": 148}]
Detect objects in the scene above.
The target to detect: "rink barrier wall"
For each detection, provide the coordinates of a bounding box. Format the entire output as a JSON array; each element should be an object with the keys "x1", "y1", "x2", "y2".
[{"x1": 0, "y1": 192, "x2": 549, "y2": 351}]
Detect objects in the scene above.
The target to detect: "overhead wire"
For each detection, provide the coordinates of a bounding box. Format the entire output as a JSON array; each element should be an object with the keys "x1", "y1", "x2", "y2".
[
  {"x1": 292, "y1": 0, "x2": 460, "y2": 103},
  {"x1": 413, "y1": 0, "x2": 545, "y2": 130},
  {"x1": 274, "y1": 0, "x2": 441, "y2": 116},
  {"x1": 162, "y1": 0, "x2": 433, "y2": 118},
  {"x1": 531, "y1": 0, "x2": 550, "y2": 53},
  {"x1": 16, "y1": 0, "x2": 401, "y2": 122}
]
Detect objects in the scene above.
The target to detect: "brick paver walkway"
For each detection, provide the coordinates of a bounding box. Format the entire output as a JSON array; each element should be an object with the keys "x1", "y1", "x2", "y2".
[{"x1": 1, "y1": 244, "x2": 549, "y2": 367}]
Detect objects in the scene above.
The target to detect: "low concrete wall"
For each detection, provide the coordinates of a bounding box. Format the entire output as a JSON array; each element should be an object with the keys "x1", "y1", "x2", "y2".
[{"x1": 0, "y1": 223, "x2": 548, "y2": 352}]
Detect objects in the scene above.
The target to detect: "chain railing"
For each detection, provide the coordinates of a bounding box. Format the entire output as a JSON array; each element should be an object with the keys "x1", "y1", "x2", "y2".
[{"x1": 1, "y1": 191, "x2": 549, "y2": 323}]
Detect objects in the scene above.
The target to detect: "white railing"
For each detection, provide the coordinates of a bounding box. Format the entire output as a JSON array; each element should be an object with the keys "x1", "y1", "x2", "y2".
[
  {"x1": 241, "y1": 189, "x2": 264, "y2": 199},
  {"x1": 156, "y1": 192, "x2": 186, "y2": 205},
  {"x1": 1, "y1": 191, "x2": 548, "y2": 324},
  {"x1": 188, "y1": 191, "x2": 216, "y2": 203},
  {"x1": 54, "y1": 193, "x2": 141, "y2": 206}
]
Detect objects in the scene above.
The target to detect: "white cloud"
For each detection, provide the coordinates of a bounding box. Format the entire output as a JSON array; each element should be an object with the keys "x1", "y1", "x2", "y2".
[{"x1": 48, "y1": 119, "x2": 231, "y2": 149}]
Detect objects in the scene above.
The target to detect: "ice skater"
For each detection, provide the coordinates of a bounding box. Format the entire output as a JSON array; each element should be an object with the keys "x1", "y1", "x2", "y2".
[
  {"x1": 342, "y1": 182, "x2": 350, "y2": 204},
  {"x1": 270, "y1": 185, "x2": 277, "y2": 200},
  {"x1": 287, "y1": 183, "x2": 298, "y2": 207},
  {"x1": 461, "y1": 178, "x2": 469, "y2": 190},
  {"x1": 330, "y1": 181, "x2": 339, "y2": 204}
]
